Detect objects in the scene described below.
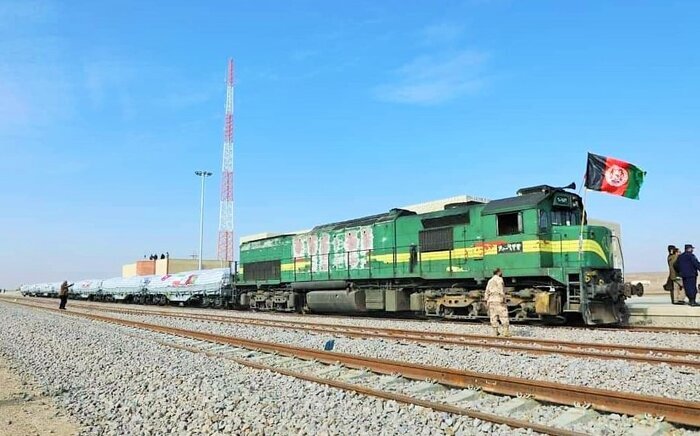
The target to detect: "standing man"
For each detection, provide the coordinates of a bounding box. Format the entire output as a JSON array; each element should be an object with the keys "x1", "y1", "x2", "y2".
[
  {"x1": 484, "y1": 268, "x2": 511, "y2": 337},
  {"x1": 676, "y1": 244, "x2": 700, "y2": 307},
  {"x1": 664, "y1": 245, "x2": 677, "y2": 291},
  {"x1": 58, "y1": 281, "x2": 73, "y2": 310},
  {"x1": 666, "y1": 246, "x2": 685, "y2": 304}
]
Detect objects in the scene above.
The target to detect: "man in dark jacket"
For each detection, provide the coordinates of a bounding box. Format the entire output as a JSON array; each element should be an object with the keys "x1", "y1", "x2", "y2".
[
  {"x1": 58, "y1": 281, "x2": 73, "y2": 310},
  {"x1": 675, "y1": 244, "x2": 700, "y2": 306}
]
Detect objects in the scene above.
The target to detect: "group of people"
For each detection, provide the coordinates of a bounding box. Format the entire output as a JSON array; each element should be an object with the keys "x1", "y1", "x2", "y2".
[
  {"x1": 146, "y1": 252, "x2": 169, "y2": 260},
  {"x1": 665, "y1": 244, "x2": 700, "y2": 306}
]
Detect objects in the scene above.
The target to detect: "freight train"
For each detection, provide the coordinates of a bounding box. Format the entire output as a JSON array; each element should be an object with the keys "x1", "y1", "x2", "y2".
[
  {"x1": 20, "y1": 269, "x2": 232, "y2": 307},
  {"x1": 20, "y1": 183, "x2": 643, "y2": 325}
]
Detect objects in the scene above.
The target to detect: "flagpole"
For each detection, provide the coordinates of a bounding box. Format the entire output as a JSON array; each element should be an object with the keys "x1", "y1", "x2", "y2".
[
  {"x1": 578, "y1": 188, "x2": 588, "y2": 264},
  {"x1": 579, "y1": 154, "x2": 589, "y2": 263}
]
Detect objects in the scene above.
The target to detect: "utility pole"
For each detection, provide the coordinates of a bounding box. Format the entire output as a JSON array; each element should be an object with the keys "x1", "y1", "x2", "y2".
[{"x1": 195, "y1": 170, "x2": 212, "y2": 270}]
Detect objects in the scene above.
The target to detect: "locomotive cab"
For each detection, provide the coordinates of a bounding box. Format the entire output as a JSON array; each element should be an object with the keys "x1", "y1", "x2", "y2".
[{"x1": 521, "y1": 184, "x2": 643, "y2": 324}]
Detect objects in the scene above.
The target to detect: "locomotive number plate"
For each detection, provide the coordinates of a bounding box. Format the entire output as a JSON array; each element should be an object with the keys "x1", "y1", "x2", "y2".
[{"x1": 497, "y1": 242, "x2": 523, "y2": 253}]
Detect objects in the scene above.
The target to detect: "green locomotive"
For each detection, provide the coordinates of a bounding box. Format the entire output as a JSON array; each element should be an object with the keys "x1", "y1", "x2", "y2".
[{"x1": 234, "y1": 184, "x2": 643, "y2": 325}]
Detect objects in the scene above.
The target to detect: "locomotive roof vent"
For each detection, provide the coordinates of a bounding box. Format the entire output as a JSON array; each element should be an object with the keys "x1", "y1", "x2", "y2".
[
  {"x1": 517, "y1": 182, "x2": 576, "y2": 196},
  {"x1": 444, "y1": 201, "x2": 482, "y2": 210}
]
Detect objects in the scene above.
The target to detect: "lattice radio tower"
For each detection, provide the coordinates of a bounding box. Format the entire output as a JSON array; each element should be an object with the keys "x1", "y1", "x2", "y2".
[{"x1": 217, "y1": 58, "x2": 235, "y2": 263}]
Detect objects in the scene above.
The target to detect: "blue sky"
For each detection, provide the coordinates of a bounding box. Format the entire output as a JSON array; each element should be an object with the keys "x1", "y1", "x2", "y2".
[{"x1": 1, "y1": 1, "x2": 698, "y2": 287}]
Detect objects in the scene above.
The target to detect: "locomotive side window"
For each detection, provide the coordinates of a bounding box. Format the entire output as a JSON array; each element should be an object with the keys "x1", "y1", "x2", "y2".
[{"x1": 497, "y1": 212, "x2": 522, "y2": 235}]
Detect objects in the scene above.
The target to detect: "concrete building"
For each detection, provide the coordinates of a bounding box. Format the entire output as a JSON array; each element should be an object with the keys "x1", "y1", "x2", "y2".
[{"x1": 122, "y1": 258, "x2": 228, "y2": 278}]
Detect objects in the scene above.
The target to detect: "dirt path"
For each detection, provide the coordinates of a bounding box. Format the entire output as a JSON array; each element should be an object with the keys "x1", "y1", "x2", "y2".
[{"x1": 0, "y1": 359, "x2": 78, "y2": 436}]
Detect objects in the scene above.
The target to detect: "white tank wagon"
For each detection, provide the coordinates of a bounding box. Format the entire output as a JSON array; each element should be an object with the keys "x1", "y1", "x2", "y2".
[
  {"x1": 33, "y1": 282, "x2": 61, "y2": 298},
  {"x1": 20, "y1": 283, "x2": 42, "y2": 297},
  {"x1": 144, "y1": 268, "x2": 232, "y2": 307},
  {"x1": 21, "y1": 283, "x2": 57, "y2": 297},
  {"x1": 99, "y1": 276, "x2": 151, "y2": 302},
  {"x1": 71, "y1": 279, "x2": 103, "y2": 300}
]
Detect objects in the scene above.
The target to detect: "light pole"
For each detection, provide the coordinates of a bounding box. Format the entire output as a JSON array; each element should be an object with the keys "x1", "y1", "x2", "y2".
[{"x1": 195, "y1": 170, "x2": 212, "y2": 270}]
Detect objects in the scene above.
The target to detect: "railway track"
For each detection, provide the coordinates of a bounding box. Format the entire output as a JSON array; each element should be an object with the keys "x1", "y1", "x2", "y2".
[
  {"x1": 4, "y1": 298, "x2": 700, "y2": 432},
  {"x1": 613, "y1": 325, "x2": 700, "y2": 334},
  {"x1": 7, "y1": 295, "x2": 700, "y2": 336},
  {"x1": 19, "y1": 298, "x2": 700, "y2": 369}
]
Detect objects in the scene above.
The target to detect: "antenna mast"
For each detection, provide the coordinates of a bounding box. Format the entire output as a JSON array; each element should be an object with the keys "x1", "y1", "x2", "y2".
[{"x1": 217, "y1": 58, "x2": 235, "y2": 263}]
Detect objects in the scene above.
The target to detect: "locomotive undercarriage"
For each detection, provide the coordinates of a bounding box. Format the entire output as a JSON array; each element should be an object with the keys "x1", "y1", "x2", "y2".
[
  {"x1": 233, "y1": 268, "x2": 643, "y2": 325},
  {"x1": 576, "y1": 268, "x2": 643, "y2": 325},
  {"x1": 233, "y1": 287, "x2": 565, "y2": 323},
  {"x1": 234, "y1": 284, "x2": 563, "y2": 324},
  {"x1": 421, "y1": 288, "x2": 562, "y2": 322}
]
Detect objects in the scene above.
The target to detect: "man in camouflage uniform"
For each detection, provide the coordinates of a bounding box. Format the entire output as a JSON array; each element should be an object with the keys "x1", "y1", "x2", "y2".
[{"x1": 484, "y1": 268, "x2": 511, "y2": 337}]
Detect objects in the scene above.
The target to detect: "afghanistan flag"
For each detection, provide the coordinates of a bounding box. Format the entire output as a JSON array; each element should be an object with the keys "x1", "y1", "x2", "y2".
[{"x1": 585, "y1": 153, "x2": 646, "y2": 199}]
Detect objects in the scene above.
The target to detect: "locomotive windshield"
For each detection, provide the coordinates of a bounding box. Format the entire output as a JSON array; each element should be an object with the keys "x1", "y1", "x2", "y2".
[
  {"x1": 538, "y1": 205, "x2": 583, "y2": 230},
  {"x1": 551, "y1": 209, "x2": 581, "y2": 226}
]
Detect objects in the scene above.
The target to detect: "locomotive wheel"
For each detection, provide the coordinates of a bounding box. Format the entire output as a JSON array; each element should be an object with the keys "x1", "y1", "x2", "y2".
[
  {"x1": 466, "y1": 303, "x2": 480, "y2": 319},
  {"x1": 541, "y1": 315, "x2": 567, "y2": 325},
  {"x1": 514, "y1": 309, "x2": 529, "y2": 321}
]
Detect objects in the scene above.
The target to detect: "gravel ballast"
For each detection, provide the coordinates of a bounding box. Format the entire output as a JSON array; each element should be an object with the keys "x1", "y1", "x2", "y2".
[
  {"x1": 0, "y1": 304, "x2": 527, "y2": 436},
  {"x1": 89, "y1": 308, "x2": 700, "y2": 403}
]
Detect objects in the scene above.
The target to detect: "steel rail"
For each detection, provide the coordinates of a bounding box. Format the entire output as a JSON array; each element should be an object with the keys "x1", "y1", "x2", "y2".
[
  {"x1": 50, "y1": 302, "x2": 700, "y2": 368},
  {"x1": 4, "y1": 299, "x2": 700, "y2": 428},
  {"x1": 159, "y1": 340, "x2": 584, "y2": 436},
  {"x1": 614, "y1": 325, "x2": 700, "y2": 334},
  {"x1": 6, "y1": 296, "x2": 699, "y2": 336}
]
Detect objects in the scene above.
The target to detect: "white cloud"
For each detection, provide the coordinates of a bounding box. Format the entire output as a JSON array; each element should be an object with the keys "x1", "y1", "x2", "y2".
[
  {"x1": 0, "y1": 79, "x2": 31, "y2": 127},
  {"x1": 0, "y1": 3, "x2": 74, "y2": 133},
  {"x1": 0, "y1": 45, "x2": 75, "y2": 132},
  {"x1": 83, "y1": 59, "x2": 138, "y2": 107},
  {"x1": 421, "y1": 23, "x2": 465, "y2": 46},
  {"x1": 158, "y1": 89, "x2": 216, "y2": 110},
  {"x1": 374, "y1": 50, "x2": 489, "y2": 105},
  {"x1": 290, "y1": 49, "x2": 318, "y2": 62},
  {"x1": 0, "y1": 0, "x2": 54, "y2": 30}
]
